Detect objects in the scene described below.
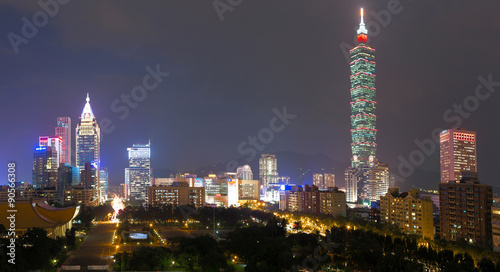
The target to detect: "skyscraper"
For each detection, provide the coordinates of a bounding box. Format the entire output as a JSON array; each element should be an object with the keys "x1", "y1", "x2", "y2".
[
  {"x1": 55, "y1": 117, "x2": 72, "y2": 165},
  {"x1": 127, "y1": 143, "x2": 151, "y2": 201},
  {"x1": 324, "y1": 173, "x2": 335, "y2": 188},
  {"x1": 259, "y1": 154, "x2": 277, "y2": 191},
  {"x1": 313, "y1": 173, "x2": 324, "y2": 189},
  {"x1": 76, "y1": 93, "x2": 101, "y2": 203},
  {"x1": 32, "y1": 146, "x2": 57, "y2": 189},
  {"x1": 99, "y1": 168, "x2": 108, "y2": 203},
  {"x1": 345, "y1": 9, "x2": 389, "y2": 203},
  {"x1": 124, "y1": 168, "x2": 130, "y2": 200},
  {"x1": 439, "y1": 128, "x2": 477, "y2": 183}
]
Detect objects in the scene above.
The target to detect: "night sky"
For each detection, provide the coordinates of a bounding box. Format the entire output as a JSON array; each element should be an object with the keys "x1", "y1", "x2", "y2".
[{"x1": 1, "y1": 1, "x2": 500, "y2": 191}]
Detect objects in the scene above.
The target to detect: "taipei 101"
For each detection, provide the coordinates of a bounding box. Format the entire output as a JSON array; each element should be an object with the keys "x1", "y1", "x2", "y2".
[{"x1": 2, "y1": 1, "x2": 500, "y2": 271}]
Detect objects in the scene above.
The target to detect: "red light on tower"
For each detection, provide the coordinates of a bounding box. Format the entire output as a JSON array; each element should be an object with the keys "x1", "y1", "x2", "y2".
[
  {"x1": 358, "y1": 34, "x2": 367, "y2": 43},
  {"x1": 357, "y1": 8, "x2": 368, "y2": 44}
]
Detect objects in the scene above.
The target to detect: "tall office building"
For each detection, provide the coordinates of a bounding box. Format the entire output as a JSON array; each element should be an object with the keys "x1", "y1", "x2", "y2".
[
  {"x1": 80, "y1": 162, "x2": 98, "y2": 206},
  {"x1": 57, "y1": 164, "x2": 73, "y2": 204},
  {"x1": 99, "y1": 168, "x2": 108, "y2": 202},
  {"x1": 76, "y1": 94, "x2": 101, "y2": 203},
  {"x1": 259, "y1": 154, "x2": 278, "y2": 191},
  {"x1": 345, "y1": 9, "x2": 389, "y2": 203},
  {"x1": 127, "y1": 143, "x2": 151, "y2": 201},
  {"x1": 124, "y1": 168, "x2": 130, "y2": 200},
  {"x1": 55, "y1": 117, "x2": 72, "y2": 165},
  {"x1": 439, "y1": 128, "x2": 477, "y2": 183},
  {"x1": 32, "y1": 146, "x2": 58, "y2": 189}
]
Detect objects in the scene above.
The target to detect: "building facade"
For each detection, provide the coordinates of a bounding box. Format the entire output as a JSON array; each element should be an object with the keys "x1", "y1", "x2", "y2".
[
  {"x1": 55, "y1": 117, "x2": 72, "y2": 165},
  {"x1": 259, "y1": 154, "x2": 278, "y2": 192},
  {"x1": 99, "y1": 168, "x2": 108, "y2": 202},
  {"x1": 440, "y1": 128, "x2": 477, "y2": 183},
  {"x1": 127, "y1": 143, "x2": 151, "y2": 201},
  {"x1": 147, "y1": 183, "x2": 205, "y2": 208},
  {"x1": 439, "y1": 175, "x2": 492, "y2": 246},
  {"x1": 76, "y1": 94, "x2": 101, "y2": 203},
  {"x1": 279, "y1": 185, "x2": 346, "y2": 217},
  {"x1": 32, "y1": 146, "x2": 58, "y2": 189},
  {"x1": 236, "y1": 165, "x2": 253, "y2": 180},
  {"x1": 380, "y1": 188, "x2": 434, "y2": 239},
  {"x1": 493, "y1": 206, "x2": 500, "y2": 251},
  {"x1": 345, "y1": 9, "x2": 389, "y2": 203}
]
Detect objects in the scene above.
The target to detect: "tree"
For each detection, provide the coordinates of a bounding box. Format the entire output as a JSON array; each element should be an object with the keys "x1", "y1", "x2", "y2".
[{"x1": 478, "y1": 257, "x2": 495, "y2": 272}]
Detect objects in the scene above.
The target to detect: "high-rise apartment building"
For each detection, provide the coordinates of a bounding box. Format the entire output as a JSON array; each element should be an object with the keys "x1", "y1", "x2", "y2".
[
  {"x1": 55, "y1": 117, "x2": 72, "y2": 165},
  {"x1": 324, "y1": 173, "x2": 335, "y2": 188},
  {"x1": 380, "y1": 188, "x2": 434, "y2": 239},
  {"x1": 76, "y1": 94, "x2": 100, "y2": 203},
  {"x1": 440, "y1": 128, "x2": 477, "y2": 183},
  {"x1": 313, "y1": 173, "x2": 324, "y2": 189},
  {"x1": 345, "y1": 9, "x2": 389, "y2": 203},
  {"x1": 259, "y1": 154, "x2": 277, "y2": 192},
  {"x1": 127, "y1": 143, "x2": 151, "y2": 201},
  {"x1": 313, "y1": 173, "x2": 336, "y2": 190},
  {"x1": 439, "y1": 173, "x2": 492, "y2": 246}
]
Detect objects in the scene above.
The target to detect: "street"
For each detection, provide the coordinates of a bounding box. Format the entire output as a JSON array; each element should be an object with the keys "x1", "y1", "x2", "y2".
[{"x1": 62, "y1": 223, "x2": 116, "y2": 271}]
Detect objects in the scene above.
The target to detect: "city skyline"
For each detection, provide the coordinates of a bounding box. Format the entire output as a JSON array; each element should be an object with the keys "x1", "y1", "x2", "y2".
[{"x1": 1, "y1": 2, "x2": 500, "y2": 193}]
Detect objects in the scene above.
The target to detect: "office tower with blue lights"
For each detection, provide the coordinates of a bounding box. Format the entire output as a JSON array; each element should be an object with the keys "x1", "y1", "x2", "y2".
[
  {"x1": 76, "y1": 93, "x2": 101, "y2": 203},
  {"x1": 345, "y1": 9, "x2": 389, "y2": 203},
  {"x1": 127, "y1": 142, "x2": 151, "y2": 201},
  {"x1": 99, "y1": 167, "x2": 108, "y2": 202}
]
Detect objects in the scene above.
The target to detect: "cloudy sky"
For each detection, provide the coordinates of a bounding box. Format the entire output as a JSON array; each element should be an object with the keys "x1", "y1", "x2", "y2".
[{"x1": 1, "y1": 0, "x2": 499, "y2": 190}]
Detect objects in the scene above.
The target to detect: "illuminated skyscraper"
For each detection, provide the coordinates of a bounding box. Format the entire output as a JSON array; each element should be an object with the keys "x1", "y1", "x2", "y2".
[
  {"x1": 99, "y1": 168, "x2": 108, "y2": 202},
  {"x1": 76, "y1": 93, "x2": 101, "y2": 203},
  {"x1": 32, "y1": 146, "x2": 57, "y2": 189},
  {"x1": 127, "y1": 143, "x2": 151, "y2": 201},
  {"x1": 33, "y1": 136, "x2": 62, "y2": 189},
  {"x1": 345, "y1": 9, "x2": 389, "y2": 203},
  {"x1": 55, "y1": 117, "x2": 72, "y2": 165},
  {"x1": 439, "y1": 128, "x2": 477, "y2": 183},
  {"x1": 259, "y1": 154, "x2": 277, "y2": 191}
]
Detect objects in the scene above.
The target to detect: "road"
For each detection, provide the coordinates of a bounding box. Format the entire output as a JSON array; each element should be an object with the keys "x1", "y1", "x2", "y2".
[{"x1": 62, "y1": 223, "x2": 117, "y2": 271}]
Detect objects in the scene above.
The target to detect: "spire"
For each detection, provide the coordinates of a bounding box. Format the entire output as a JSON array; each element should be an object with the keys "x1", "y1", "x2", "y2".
[
  {"x1": 81, "y1": 93, "x2": 95, "y2": 120},
  {"x1": 357, "y1": 8, "x2": 368, "y2": 43},
  {"x1": 357, "y1": 8, "x2": 367, "y2": 35}
]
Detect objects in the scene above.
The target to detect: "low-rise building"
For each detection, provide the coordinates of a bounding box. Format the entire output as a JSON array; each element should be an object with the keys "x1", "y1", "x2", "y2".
[
  {"x1": 147, "y1": 182, "x2": 205, "y2": 208},
  {"x1": 0, "y1": 200, "x2": 79, "y2": 239}
]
